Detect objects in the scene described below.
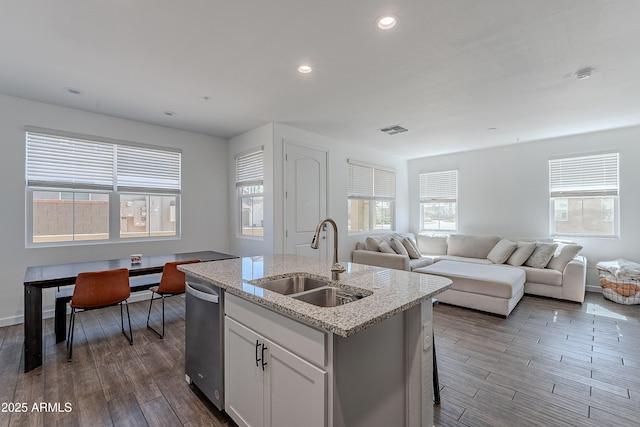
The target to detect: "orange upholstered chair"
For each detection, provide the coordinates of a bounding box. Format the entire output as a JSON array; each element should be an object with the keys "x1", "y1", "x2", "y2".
[
  {"x1": 67, "y1": 268, "x2": 132, "y2": 361},
  {"x1": 146, "y1": 260, "x2": 200, "y2": 338}
]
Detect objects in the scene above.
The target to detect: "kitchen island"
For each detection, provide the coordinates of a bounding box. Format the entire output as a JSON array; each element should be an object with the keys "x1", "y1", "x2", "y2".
[{"x1": 180, "y1": 254, "x2": 451, "y2": 427}]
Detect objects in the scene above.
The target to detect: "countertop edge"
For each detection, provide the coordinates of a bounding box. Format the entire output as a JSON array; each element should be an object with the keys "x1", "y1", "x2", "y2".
[{"x1": 181, "y1": 256, "x2": 452, "y2": 337}]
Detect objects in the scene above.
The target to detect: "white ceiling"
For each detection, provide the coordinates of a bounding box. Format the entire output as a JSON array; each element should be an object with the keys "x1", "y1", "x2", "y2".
[{"x1": 2, "y1": 1, "x2": 640, "y2": 159}]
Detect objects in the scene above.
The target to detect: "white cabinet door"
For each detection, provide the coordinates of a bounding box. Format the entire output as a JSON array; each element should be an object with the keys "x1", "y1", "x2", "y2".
[
  {"x1": 225, "y1": 317, "x2": 265, "y2": 427},
  {"x1": 265, "y1": 339, "x2": 327, "y2": 427}
]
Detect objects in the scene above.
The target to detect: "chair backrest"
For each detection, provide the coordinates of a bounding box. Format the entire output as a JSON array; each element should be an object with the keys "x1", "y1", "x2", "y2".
[
  {"x1": 71, "y1": 268, "x2": 130, "y2": 309},
  {"x1": 157, "y1": 260, "x2": 201, "y2": 294}
]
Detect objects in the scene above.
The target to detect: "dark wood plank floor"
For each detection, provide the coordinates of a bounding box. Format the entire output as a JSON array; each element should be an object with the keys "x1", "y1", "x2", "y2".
[
  {"x1": 0, "y1": 295, "x2": 233, "y2": 427},
  {"x1": 1, "y1": 292, "x2": 638, "y2": 426},
  {"x1": 434, "y1": 292, "x2": 640, "y2": 427}
]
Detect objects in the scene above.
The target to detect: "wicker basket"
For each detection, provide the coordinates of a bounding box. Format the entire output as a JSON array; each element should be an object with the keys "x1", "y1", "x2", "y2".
[{"x1": 598, "y1": 269, "x2": 640, "y2": 305}]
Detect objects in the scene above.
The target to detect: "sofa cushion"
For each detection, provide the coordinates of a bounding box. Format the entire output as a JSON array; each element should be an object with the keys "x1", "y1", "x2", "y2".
[
  {"x1": 401, "y1": 237, "x2": 422, "y2": 259},
  {"x1": 416, "y1": 261, "x2": 525, "y2": 299},
  {"x1": 409, "y1": 258, "x2": 433, "y2": 270},
  {"x1": 390, "y1": 238, "x2": 409, "y2": 256},
  {"x1": 447, "y1": 234, "x2": 501, "y2": 259},
  {"x1": 506, "y1": 241, "x2": 537, "y2": 266},
  {"x1": 438, "y1": 255, "x2": 494, "y2": 265},
  {"x1": 525, "y1": 242, "x2": 558, "y2": 268},
  {"x1": 487, "y1": 239, "x2": 517, "y2": 264},
  {"x1": 416, "y1": 234, "x2": 448, "y2": 255},
  {"x1": 377, "y1": 240, "x2": 396, "y2": 254},
  {"x1": 519, "y1": 266, "x2": 563, "y2": 286},
  {"x1": 547, "y1": 243, "x2": 583, "y2": 272}
]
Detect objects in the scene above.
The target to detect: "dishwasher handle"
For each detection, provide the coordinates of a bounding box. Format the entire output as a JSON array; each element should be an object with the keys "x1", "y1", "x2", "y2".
[{"x1": 186, "y1": 282, "x2": 220, "y2": 303}]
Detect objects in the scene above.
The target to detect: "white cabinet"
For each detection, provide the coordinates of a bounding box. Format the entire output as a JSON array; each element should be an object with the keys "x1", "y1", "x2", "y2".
[
  {"x1": 225, "y1": 317, "x2": 265, "y2": 427},
  {"x1": 225, "y1": 295, "x2": 327, "y2": 427},
  {"x1": 224, "y1": 292, "x2": 434, "y2": 427}
]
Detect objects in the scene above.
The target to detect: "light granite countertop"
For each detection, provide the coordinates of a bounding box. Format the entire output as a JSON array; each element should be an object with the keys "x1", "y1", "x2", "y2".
[{"x1": 180, "y1": 254, "x2": 452, "y2": 337}]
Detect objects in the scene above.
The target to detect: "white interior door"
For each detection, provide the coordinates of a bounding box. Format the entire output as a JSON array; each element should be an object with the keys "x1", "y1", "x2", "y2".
[{"x1": 284, "y1": 142, "x2": 327, "y2": 259}]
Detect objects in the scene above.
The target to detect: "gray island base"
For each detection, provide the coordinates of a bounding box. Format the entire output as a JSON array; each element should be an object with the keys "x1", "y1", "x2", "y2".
[{"x1": 181, "y1": 254, "x2": 451, "y2": 427}]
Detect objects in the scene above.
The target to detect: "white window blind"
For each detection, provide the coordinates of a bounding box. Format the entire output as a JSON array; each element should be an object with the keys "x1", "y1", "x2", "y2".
[
  {"x1": 347, "y1": 160, "x2": 395, "y2": 199},
  {"x1": 549, "y1": 153, "x2": 619, "y2": 197},
  {"x1": 374, "y1": 168, "x2": 396, "y2": 198},
  {"x1": 420, "y1": 170, "x2": 458, "y2": 202},
  {"x1": 117, "y1": 145, "x2": 181, "y2": 193},
  {"x1": 236, "y1": 147, "x2": 264, "y2": 186},
  {"x1": 26, "y1": 132, "x2": 114, "y2": 190},
  {"x1": 348, "y1": 162, "x2": 373, "y2": 198},
  {"x1": 26, "y1": 131, "x2": 181, "y2": 193}
]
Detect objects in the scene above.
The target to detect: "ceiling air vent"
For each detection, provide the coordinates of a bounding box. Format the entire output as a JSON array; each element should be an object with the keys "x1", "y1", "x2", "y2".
[{"x1": 379, "y1": 125, "x2": 408, "y2": 135}]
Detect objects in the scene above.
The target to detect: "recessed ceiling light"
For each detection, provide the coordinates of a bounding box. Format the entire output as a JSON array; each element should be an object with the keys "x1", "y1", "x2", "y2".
[
  {"x1": 164, "y1": 111, "x2": 177, "y2": 116},
  {"x1": 298, "y1": 65, "x2": 312, "y2": 74},
  {"x1": 376, "y1": 15, "x2": 397, "y2": 30},
  {"x1": 64, "y1": 87, "x2": 84, "y2": 95}
]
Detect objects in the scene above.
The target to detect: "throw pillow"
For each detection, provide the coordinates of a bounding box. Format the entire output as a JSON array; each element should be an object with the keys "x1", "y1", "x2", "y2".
[
  {"x1": 524, "y1": 242, "x2": 558, "y2": 268},
  {"x1": 487, "y1": 239, "x2": 518, "y2": 264},
  {"x1": 506, "y1": 241, "x2": 537, "y2": 266},
  {"x1": 390, "y1": 238, "x2": 409, "y2": 257},
  {"x1": 547, "y1": 243, "x2": 583, "y2": 272},
  {"x1": 365, "y1": 236, "x2": 384, "y2": 251},
  {"x1": 401, "y1": 237, "x2": 422, "y2": 259},
  {"x1": 377, "y1": 240, "x2": 396, "y2": 254}
]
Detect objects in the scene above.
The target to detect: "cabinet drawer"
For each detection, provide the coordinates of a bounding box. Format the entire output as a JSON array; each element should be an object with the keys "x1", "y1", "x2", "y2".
[{"x1": 226, "y1": 294, "x2": 326, "y2": 367}]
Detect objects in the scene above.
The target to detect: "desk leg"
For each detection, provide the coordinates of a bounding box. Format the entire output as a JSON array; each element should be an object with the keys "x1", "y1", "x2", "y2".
[
  {"x1": 24, "y1": 284, "x2": 42, "y2": 372},
  {"x1": 55, "y1": 298, "x2": 67, "y2": 344}
]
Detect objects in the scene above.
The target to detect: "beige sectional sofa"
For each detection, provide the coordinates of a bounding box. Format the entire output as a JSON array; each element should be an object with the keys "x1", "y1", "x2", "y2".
[{"x1": 352, "y1": 233, "x2": 587, "y2": 316}]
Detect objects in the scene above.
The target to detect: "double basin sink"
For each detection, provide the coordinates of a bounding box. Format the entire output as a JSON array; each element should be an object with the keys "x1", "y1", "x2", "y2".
[{"x1": 248, "y1": 274, "x2": 370, "y2": 308}]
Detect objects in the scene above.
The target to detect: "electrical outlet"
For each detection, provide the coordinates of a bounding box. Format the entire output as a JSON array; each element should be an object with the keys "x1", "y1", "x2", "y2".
[{"x1": 423, "y1": 321, "x2": 433, "y2": 350}]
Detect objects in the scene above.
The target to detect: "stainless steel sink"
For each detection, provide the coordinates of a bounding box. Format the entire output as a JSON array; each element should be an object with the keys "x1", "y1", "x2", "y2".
[
  {"x1": 249, "y1": 275, "x2": 330, "y2": 295},
  {"x1": 292, "y1": 287, "x2": 367, "y2": 307}
]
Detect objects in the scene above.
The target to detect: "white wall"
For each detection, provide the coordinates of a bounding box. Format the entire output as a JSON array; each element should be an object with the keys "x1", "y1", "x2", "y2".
[
  {"x1": 227, "y1": 123, "x2": 275, "y2": 257},
  {"x1": 272, "y1": 123, "x2": 409, "y2": 263},
  {"x1": 408, "y1": 125, "x2": 640, "y2": 290},
  {"x1": 227, "y1": 122, "x2": 408, "y2": 262},
  {"x1": 0, "y1": 94, "x2": 229, "y2": 326}
]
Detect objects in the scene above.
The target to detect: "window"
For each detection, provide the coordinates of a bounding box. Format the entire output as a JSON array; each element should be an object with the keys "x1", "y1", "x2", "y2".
[
  {"x1": 26, "y1": 130, "x2": 181, "y2": 246},
  {"x1": 420, "y1": 170, "x2": 458, "y2": 231},
  {"x1": 236, "y1": 147, "x2": 264, "y2": 237},
  {"x1": 347, "y1": 160, "x2": 396, "y2": 232},
  {"x1": 549, "y1": 152, "x2": 619, "y2": 237}
]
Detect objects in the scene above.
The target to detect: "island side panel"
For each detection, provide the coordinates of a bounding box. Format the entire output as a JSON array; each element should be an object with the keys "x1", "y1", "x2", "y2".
[
  {"x1": 405, "y1": 300, "x2": 434, "y2": 427},
  {"x1": 331, "y1": 310, "x2": 407, "y2": 427}
]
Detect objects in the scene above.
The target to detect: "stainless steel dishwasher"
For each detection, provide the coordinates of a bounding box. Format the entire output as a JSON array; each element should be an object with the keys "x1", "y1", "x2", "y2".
[{"x1": 184, "y1": 275, "x2": 224, "y2": 411}]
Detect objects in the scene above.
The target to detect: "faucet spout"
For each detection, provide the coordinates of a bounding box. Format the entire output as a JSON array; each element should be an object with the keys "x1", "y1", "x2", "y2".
[{"x1": 310, "y1": 217, "x2": 345, "y2": 279}]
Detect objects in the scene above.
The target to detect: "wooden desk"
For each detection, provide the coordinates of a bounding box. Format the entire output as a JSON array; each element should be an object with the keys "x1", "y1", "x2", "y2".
[{"x1": 23, "y1": 250, "x2": 236, "y2": 372}]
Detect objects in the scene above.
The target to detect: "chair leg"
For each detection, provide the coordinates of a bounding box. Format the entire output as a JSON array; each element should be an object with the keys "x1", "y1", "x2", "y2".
[
  {"x1": 147, "y1": 293, "x2": 166, "y2": 339},
  {"x1": 67, "y1": 308, "x2": 76, "y2": 362},
  {"x1": 120, "y1": 301, "x2": 133, "y2": 345},
  {"x1": 146, "y1": 292, "x2": 155, "y2": 328}
]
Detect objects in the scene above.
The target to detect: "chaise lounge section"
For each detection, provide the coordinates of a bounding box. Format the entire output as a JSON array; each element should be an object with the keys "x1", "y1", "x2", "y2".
[{"x1": 352, "y1": 233, "x2": 586, "y2": 316}]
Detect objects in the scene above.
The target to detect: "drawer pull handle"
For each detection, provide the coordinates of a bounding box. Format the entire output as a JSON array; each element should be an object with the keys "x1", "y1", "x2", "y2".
[{"x1": 261, "y1": 344, "x2": 268, "y2": 371}]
